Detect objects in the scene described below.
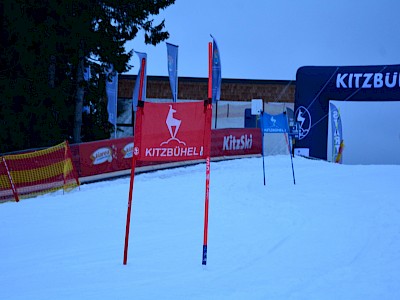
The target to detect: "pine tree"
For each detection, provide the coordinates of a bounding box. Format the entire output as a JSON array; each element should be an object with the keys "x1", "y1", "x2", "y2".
[{"x1": 0, "y1": 0, "x2": 175, "y2": 153}]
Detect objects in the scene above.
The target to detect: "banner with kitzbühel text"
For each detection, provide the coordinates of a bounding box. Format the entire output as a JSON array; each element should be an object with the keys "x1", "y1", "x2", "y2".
[
  {"x1": 261, "y1": 112, "x2": 289, "y2": 133},
  {"x1": 294, "y1": 64, "x2": 400, "y2": 160},
  {"x1": 133, "y1": 101, "x2": 212, "y2": 162},
  {"x1": 166, "y1": 43, "x2": 178, "y2": 102}
]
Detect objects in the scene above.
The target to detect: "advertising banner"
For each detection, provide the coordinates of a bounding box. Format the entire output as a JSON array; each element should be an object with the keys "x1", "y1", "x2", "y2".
[
  {"x1": 74, "y1": 129, "x2": 262, "y2": 178},
  {"x1": 295, "y1": 64, "x2": 400, "y2": 160},
  {"x1": 77, "y1": 137, "x2": 133, "y2": 177},
  {"x1": 329, "y1": 102, "x2": 343, "y2": 163},
  {"x1": 261, "y1": 112, "x2": 289, "y2": 133},
  {"x1": 134, "y1": 101, "x2": 212, "y2": 162},
  {"x1": 211, "y1": 128, "x2": 261, "y2": 157}
]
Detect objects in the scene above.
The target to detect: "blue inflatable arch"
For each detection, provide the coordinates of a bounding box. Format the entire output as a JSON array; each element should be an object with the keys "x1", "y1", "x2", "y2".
[{"x1": 294, "y1": 64, "x2": 400, "y2": 160}]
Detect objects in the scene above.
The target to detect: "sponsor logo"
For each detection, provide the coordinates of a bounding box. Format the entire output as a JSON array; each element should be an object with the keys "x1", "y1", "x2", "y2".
[
  {"x1": 336, "y1": 72, "x2": 399, "y2": 89},
  {"x1": 264, "y1": 115, "x2": 287, "y2": 133},
  {"x1": 90, "y1": 147, "x2": 113, "y2": 165},
  {"x1": 144, "y1": 147, "x2": 203, "y2": 158},
  {"x1": 223, "y1": 134, "x2": 253, "y2": 151},
  {"x1": 295, "y1": 106, "x2": 311, "y2": 140},
  {"x1": 122, "y1": 142, "x2": 134, "y2": 159},
  {"x1": 160, "y1": 105, "x2": 186, "y2": 146},
  {"x1": 270, "y1": 116, "x2": 277, "y2": 127},
  {"x1": 265, "y1": 127, "x2": 286, "y2": 133},
  {"x1": 142, "y1": 105, "x2": 204, "y2": 159},
  {"x1": 134, "y1": 147, "x2": 139, "y2": 156}
]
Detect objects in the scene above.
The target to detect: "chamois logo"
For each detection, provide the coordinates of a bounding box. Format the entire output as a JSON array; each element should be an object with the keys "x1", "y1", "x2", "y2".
[
  {"x1": 160, "y1": 105, "x2": 187, "y2": 146},
  {"x1": 295, "y1": 106, "x2": 311, "y2": 140}
]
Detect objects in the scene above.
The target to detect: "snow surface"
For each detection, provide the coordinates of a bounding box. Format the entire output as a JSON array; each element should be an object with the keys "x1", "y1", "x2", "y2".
[{"x1": 1, "y1": 156, "x2": 400, "y2": 299}]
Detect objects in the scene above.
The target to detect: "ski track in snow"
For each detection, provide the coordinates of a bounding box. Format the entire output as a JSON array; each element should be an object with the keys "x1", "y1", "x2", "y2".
[{"x1": 0, "y1": 156, "x2": 400, "y2": 299}]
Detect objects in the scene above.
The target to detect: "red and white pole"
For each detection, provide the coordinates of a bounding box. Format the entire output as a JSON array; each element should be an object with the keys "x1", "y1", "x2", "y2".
[
  {"x1": 202, "y1": 156, "x2": 211, "y2": 265},
  {"x1": 202, "y1": 42, "x2": 213, "y2": 265}
]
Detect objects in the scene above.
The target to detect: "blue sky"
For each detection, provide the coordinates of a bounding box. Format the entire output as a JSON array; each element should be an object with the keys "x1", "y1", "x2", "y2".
[{"x1": 125, "y1": 0, "x2": 400, "y2": 80}]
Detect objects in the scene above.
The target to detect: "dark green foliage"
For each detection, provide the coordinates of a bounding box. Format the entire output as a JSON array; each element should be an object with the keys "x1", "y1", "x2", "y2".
[{"x1": 0, "y1": 0, "x2": 174, "y2": 153}]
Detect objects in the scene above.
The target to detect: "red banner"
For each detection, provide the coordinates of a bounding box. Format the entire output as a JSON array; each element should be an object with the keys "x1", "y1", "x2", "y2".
[
  {"x1": 211, "y1": 128, "x2": 262, "y2": 157},
  {"x1": 77, "y1": 137, "x2": 134, "y2": 177},
  {"x1": 71, "y1": 128, "x2": 261, "y2": 178},
  {"x1": 134, "y1": 101, "x2": 212, "y2": 161}
]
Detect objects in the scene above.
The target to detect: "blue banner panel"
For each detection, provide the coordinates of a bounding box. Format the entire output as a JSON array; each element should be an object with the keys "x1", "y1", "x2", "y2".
[
  {"x1": 261, "y1": 112, "x2": 288, "y2": 133},
  {"x1": 166, "y1": 43, "x2": 178, "y2": 102},
  {"x1": 211, "y1": 35, "x2": 221, "y2": 103},
  {"x1": 132, "y1": 51, "x2": 147, "y2": 111},
  {"x1": 105, "y1": 65, "x2": 118, "y2": 126}
]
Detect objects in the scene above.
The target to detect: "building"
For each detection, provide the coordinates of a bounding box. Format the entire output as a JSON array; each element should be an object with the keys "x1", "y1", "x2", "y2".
[
  {"x1": 116, "y1": 75, "x2": 295, "y2": 137},
  {"x1": 118, "y1": 75, "x2": 295, "y2": 102}
]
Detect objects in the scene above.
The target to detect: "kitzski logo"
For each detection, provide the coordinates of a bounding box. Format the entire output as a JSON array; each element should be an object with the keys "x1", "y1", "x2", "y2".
[
  {"x1": 160, "y1": 105, "x2": 186, "y2": 146},
  {"x1": 295, "y1": 106, "x2": 311, "y2": 140},
  {"x1": 223, "y1": 134, "x2": 253, "y2": 151}
]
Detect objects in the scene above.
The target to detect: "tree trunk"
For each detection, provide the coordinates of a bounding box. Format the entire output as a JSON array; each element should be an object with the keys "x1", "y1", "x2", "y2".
[
  {"x1": 73, "y1": 41, "x2": 85, "y2": 143},
  {"x1": 48, "y1": 55, "x2": 56, "y2": 88}
]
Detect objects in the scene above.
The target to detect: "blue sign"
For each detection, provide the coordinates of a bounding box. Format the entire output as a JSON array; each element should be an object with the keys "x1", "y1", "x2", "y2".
[{"x1": 261, "y1": 112, "x2": 289, "y2": 133}]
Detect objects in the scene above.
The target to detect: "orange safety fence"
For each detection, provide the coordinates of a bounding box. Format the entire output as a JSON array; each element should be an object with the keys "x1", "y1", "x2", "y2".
[{"x1": 0, "y1": 141, "x2": 80, "y2": 203}]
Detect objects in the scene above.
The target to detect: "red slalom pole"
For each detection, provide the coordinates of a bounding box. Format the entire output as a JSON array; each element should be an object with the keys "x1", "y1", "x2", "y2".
[
  {"x1": 123, "y1": 157, "x2": 137, "y2": 265},
  {"x1": 124, "y1": 57, "x2": 144, "y2": 265},
  {"x1": 202, "y1": 156, "x2": 211, "y2": 265},
  {"x1": 202, "y1": 44, "x2": 212, "y2": 265}
]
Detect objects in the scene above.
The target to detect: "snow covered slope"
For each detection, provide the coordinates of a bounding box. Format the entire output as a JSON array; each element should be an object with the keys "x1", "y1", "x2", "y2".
[{"x1": 1, "y1": 156, "x2": 399, "y2": 299}]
